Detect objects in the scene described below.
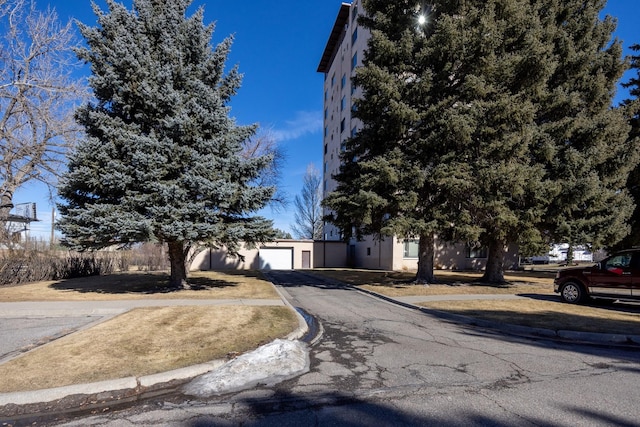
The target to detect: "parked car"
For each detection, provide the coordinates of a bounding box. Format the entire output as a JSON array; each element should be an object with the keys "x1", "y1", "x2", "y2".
[{"x1": 554, "y1": 249, "x2": 640, "y2": 304}]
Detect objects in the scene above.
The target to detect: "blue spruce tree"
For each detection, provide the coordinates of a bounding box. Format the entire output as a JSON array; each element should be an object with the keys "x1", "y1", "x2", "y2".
[{"x1": 57, "y1": 0, "x2": 275, "y2": 288}]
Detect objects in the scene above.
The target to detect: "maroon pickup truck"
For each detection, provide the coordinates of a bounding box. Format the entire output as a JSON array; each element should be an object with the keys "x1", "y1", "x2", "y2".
[{"x1": 554, "y1": 249, "x2": 640, "y2": 304}]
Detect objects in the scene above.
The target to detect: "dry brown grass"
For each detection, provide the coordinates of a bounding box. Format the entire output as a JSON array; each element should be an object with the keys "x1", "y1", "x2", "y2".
[
  {"x1": 0, "y1": 305, "x2": 298, "y2": 393},
  {"x1": 418, "y1": 299, "x2": 640, "y2": 335},
  {"x1": 312, "y1": 268, "x2": 555, "y2": 296},
  {"x1": 359, "y1": 281, "x2": 553, "y2": 297},
  {"x1": 0, "y1": 270, "x2": 279, "y2": 302},
  {"x1": 0, "y1": 271, "x2": 295, "y2": 393}
]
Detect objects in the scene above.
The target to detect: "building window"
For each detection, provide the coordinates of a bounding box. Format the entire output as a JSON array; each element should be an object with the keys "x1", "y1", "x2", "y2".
[
  {"x1": 324, "y1": 89, "x2": 328, "y2": 101},
  {"x1": 331, "y1": 73, "x2": 335, "y2": 87},
  {"x1": 367, "y1": 247, "x2": 371, "y2": 256},
  {"x1": 324, "y1": 108, "x2": 328, "y2": 119},
  {"x1": 466, "y1": 245, "x2": 488, "y2": 259},
  {"x1": 324, "y1": 143, "x2": 328, "y2": 154},
  {"x1": 341, "y1": 73, "x2": 346, "y2": 90},
  {"x1": 351, "y1": 126, "x2": 357, "y2": 138},
  {"x1": 340, "y1": 141, "x2": 346, "y2": 152},
  {"x1": 352, "y1": 5, "x2": 358, "y2": 21},
  {"x1": 352, "y1": 28, "x2": 358, "y2": 45},
  {"x1": 340, "y1": 118, "x2": 345, "y2": 133},
  {"x1": 341, "y1": 95, "x2": 346, "y2": 111},
  {"x1": 324, "y1": 126, "x2": 328, "y2": 137},
  {"x1": 351, "y1": 52, "x2": 358, "y2": 70},
  {"x1": 403, "y1": 240, "x2": 419, "y2": 258}
]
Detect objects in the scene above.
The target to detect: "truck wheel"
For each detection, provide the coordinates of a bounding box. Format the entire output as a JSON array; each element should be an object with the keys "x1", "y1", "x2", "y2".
[{"x1": 560, "y1": 282, "x2": 584, "y2": 304}]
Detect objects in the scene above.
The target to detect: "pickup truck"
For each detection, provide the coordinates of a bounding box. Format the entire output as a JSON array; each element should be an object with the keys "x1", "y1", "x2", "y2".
[{"x1": 554, "y1": 249, "x2": 640, "y2": 304}]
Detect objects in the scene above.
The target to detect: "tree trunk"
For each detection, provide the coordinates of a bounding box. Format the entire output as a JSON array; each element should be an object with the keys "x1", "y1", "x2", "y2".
[
  {"x1": 566, "y1": 243, "x2": 574, "y2": 265},
  {"x1": 0, "y1": 190, "x2": 14, "y2": 245},
  {"x1": 167, "y1": 240, "x2": 189, "y2": 289},
  {"x1": 481, "y1": 238, "x2": 506, "y2": 284},
  {"x1": 415, "y1": 232, "x2": 436, "y2": 284}
]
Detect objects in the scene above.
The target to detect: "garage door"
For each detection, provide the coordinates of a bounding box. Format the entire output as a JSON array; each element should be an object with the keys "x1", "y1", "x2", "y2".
[{"x1": 259, "y1": 248, "x2": 293, "y2": 270}]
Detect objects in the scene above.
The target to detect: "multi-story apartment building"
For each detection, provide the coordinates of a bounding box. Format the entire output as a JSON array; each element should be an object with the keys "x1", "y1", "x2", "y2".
[
  {"x1": 318, "y1": 1, "x2": 519, "y2": 271},
  {"x1": 317, "y1": 1, "x2": 369, "y2": 242}
]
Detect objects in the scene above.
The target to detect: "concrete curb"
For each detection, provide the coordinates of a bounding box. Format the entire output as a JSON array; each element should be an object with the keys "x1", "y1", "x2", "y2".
[
  {"x1": 271, "y1": 281, "x2": 310, "y2": 341},
  {"x1": 0, "y1": 377, "x2": 138, "y2": 407},
  {"x1": 0, "y1": 350, "x2": 230, "y2": 408},
  {"x1": 0, "y1": 358, "x2": 227, "y2": 407}
]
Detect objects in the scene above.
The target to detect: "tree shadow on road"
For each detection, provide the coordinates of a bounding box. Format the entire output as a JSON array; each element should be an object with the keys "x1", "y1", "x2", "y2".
[{"x1": 184, "y1": 388, "x2": 639, "y2": 426}]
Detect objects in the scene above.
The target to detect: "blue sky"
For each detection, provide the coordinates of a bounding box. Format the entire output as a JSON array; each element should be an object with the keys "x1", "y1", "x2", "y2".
[{"x1": 13, "y1": 0, "x2": 640, "y2": 240}]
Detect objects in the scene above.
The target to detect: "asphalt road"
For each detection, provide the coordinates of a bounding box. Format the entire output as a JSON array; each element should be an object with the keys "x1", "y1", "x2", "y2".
[{"x1": 51, "y1": 270, "x2": 640, "y2": 426}]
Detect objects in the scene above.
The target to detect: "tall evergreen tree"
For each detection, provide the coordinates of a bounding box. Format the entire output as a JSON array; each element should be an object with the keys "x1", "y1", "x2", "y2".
[
  {"x1": 57, "y1": 0, "x2": 275, "y2": 288},
  {"x1": 324, "y1": 1, "x2": 460, "y2": 284},
  {"x1": 617, "y1": 44, "x2": 640, "y2": 248},
  {"x1": 325, "y1": 0, "x2": 633, "y2": 284},
  {"x1": 325, "y1": 0, "x2": 554, "y2": 283},
  {"x1": 423, "y1": 0, "x2": 557, "y2": 283},
  {"x1": 537, "y1": 1, "x2": 636, "y2": 263}
]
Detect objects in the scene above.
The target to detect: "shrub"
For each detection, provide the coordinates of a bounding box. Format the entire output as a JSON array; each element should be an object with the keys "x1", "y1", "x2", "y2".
[{"x1": 0, "y1": 250, "x2": 120, "y2": 286}]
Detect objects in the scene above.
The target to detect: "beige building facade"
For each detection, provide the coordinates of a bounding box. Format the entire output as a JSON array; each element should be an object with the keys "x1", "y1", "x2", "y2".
[
  {"x1": 318, "y1": 1, "x2": 370, "y2": 241},
  {"x1": 190, "y1": 237, "x2": 519, "y2": 272},
  {"x1": 190, "y1": 240, "x2": 349, "y2": 271}
]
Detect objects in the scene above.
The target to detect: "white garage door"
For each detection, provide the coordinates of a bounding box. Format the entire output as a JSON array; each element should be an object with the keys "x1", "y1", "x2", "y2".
[{"x1": 259, "y1": 248, "x2": 293, "y2": 270}]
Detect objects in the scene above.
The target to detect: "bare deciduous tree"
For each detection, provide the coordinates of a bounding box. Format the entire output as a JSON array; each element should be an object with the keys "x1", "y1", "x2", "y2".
[
  {"x1": 241, "y1": 130, "x2": 287, "y2": 209},
  {"x1": 292, "y1": 163, "x2": 323, "y2": 240},
  {"x1": 0, "y1": 0, "x2": 85, "y2": 244}
]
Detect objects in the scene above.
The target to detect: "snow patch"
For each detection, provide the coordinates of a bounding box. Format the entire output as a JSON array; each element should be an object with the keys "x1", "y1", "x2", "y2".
[{"x1": 183, "y1": 339, "x2": 309, "y2": 397}]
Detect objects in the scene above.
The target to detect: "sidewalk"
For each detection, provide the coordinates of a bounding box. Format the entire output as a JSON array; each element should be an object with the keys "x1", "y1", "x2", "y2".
[
  {"x1": 0, "y1": 298, "x2": 285, "y2": 317},
  {"x1": 393, "y1": 294, "x2": 525, "y2": 304}
]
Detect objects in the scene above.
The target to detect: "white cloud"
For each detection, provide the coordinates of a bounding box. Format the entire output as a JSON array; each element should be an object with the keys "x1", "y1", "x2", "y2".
[{"x1": 271, "y1": 111, "x2": 322, "y2": 142}]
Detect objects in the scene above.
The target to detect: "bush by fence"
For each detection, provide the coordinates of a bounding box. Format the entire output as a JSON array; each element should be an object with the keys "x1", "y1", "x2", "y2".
[
  {"x1": 129, "y1": 243, "x2": 170, "y2": 272},
  {"x1": 0, "y1": 251, "x2": 120, "y2": 286},
  {"x1": 0, "y1": 242, "x2": 173, "y2": 286}
]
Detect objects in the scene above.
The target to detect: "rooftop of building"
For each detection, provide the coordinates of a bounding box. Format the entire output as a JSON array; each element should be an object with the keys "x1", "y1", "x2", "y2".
[{"x1": 317, "y1": 3, "x2": 351, "y2": 74}]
